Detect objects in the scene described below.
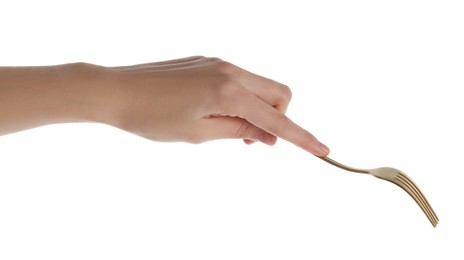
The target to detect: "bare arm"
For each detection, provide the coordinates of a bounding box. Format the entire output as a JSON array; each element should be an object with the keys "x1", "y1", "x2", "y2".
[
  {"x1": 0, "y1": 63, "x2": 112, "y2": 134},
  {"x1": 0, "y1": 56, "x2": 330, "y2": 156}
]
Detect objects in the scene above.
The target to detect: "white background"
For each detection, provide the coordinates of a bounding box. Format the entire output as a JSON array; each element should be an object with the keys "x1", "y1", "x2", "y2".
[{"x1": 1, "y1": 0, "x2": 463, "y2": 259}]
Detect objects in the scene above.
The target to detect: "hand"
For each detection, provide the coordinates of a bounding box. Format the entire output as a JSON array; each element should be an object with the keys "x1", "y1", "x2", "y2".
[
  {"x1": 0, "y1": 56, "x2": 329, "y2": 156},
  {"x1": 103, "y1": 56, "x2": 330, "y2": 156}
]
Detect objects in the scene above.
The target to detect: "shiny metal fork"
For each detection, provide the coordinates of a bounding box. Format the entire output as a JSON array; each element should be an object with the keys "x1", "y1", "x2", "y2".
[{"x1": 319, "y1": 156, "x2": 439, "y2": 227}]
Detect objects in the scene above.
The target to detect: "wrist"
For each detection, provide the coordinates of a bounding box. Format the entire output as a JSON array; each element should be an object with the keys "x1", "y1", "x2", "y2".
[
  {"x1": 58, "y1": 62, "x2": 121, "y2": 126},
  {"x1": 48, "y1": 63, "x2": 102, "y2": 123}
]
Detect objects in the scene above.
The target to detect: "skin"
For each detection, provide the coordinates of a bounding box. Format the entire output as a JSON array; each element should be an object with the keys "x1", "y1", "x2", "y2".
[{"x1": 0, "y1": 56, "x2": 330, "y2": 156}]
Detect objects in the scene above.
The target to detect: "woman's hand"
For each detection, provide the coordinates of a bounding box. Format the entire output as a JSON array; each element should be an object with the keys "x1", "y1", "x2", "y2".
[
  {"x1": 0, "y1": 56, "x2": 329, "y2": 156},
  {"x1": 104, "y1": 56, "x2": 330, "y2": 156}
]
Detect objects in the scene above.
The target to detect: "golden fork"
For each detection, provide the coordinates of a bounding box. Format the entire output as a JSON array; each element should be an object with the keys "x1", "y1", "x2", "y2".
[{"x1": 319, "y1": 156, "x2": 439, "y2": 227}]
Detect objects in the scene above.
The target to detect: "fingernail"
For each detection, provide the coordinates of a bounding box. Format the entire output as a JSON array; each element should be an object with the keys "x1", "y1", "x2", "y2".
[{"x1": 319, "y1": 142, "x2": 330, "y2": 156}]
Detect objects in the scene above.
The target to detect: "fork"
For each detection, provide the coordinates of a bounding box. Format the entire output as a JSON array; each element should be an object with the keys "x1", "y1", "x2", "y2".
[{"x1": 318, "y1": 156, "x2": 439, "y2": 227}]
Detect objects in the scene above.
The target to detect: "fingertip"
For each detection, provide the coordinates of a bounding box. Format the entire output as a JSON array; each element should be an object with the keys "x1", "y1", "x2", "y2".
[
  {"x1": 269, "y1": 136, "x2": 278, "y2": 146},
  {"x1": 243, "y1": 139, "x2": 256, "y2": 145},
  {"x1": 318, "y1": 142, "x2": 331, "y2": 157}
]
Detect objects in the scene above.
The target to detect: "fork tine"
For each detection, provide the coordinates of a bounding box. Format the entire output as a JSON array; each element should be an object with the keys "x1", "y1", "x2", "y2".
[
  {"x1": 393, "y1": 174, "x2": 438, "y2": 227},
  {"x1": 398, "y1": 174, "x2": 439, "y2": 225},
  {"x1": 395, "y1": 175, "x2": 435, "y2": 221},
  {"x1": 396, "y1": 173, "x2": 439, "y2": 223},
  {"x1": 318, "y1": 157, "x2": 439, "y2": 227},
  {"x1": 392, "y1": 177, "x2": 437, "y2": 227}
]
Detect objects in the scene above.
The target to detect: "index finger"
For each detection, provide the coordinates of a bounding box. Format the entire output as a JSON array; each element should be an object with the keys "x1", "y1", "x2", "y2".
[{"x1": 229, "y1": 90, "x2": 330, "y2": 157}]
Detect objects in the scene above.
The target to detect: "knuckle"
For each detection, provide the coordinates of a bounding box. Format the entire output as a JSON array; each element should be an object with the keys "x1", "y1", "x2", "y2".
[
  {"x1": 214, "y1": 75, "x2": 243, "y2": 99},
  {"x1": 214, "y1": 60, "x2": 237, "y2": 75},
  {"x1": 187, "y1": 55, "x2": 206, "y2": 61},
  {"x1": 205, "y1": 56, "x2": 223, "y2": 63},
  {"x1": 279, "y1": 84, "x2": 292, "y2": 101},
  {"x1": 304, "y1": 130, "x2": 317, "y2": 143},
  {"x1": 269, "y1": 112, "x2": 291, "y2": 133},
  {"x1": 209, "y1": 76, "x2": 246, "y2": 115},
  {"x1": 276, "y1": 112, "x2": 291, "y2": 126},
  {"x1": 301, "y1": 131, "x2": 319, "y2": 151},
  {"x1": 234, "y1": 122, "x2": 250, "y2": 139}
]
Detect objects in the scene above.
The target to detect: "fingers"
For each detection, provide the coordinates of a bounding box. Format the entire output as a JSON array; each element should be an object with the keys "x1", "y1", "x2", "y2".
[
  {"x1": 240, "y1": 71, "x2": 292, "y2": 113},
  {"x1": 192, "y1": 116, "x2": 277, "y2": 145},
  {"x1": 218, "y1": 62, "x2": 292, "y2": 114},
  {"x1": 226, "y1": 89, "x2": 330, "y2": 157}
]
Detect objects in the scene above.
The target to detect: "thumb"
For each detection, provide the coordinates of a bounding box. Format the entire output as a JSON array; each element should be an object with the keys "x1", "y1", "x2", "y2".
[{"x1": 195, "y1": 116, "x2": 277, "y2": 145}]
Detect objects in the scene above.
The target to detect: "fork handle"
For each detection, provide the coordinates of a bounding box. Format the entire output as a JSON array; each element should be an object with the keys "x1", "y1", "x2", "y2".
[{"x1": 318, "y1": 157, "x2": 369, "y2": 174}]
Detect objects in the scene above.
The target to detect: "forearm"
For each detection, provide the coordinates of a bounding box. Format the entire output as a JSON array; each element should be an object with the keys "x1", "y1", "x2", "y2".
[{"x1": 0, "y1": 63, "x2": 112, "y2": 135}]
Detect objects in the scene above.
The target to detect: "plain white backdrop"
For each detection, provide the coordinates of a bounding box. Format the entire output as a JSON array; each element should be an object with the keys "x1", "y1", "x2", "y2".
[{"x1": 1, "y1": 0, "x2": 463, "y2": 259}]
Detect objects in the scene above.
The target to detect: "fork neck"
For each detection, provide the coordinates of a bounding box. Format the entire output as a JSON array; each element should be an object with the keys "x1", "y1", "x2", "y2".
[{"x1": 318, "y1": 157, "x2": 369, "y2": 174}]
